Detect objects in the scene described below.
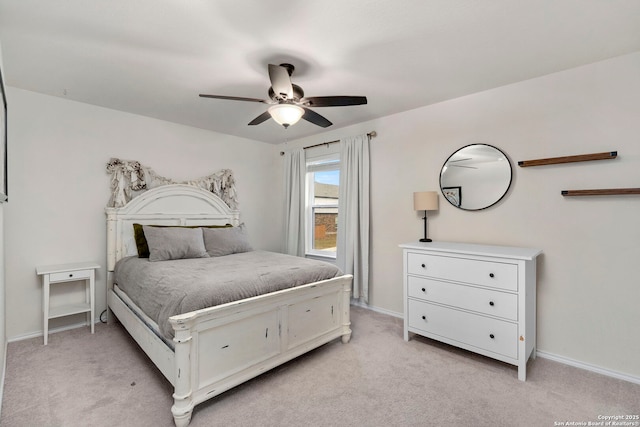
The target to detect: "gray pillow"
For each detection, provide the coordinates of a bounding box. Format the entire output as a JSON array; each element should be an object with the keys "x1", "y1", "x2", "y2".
[
  {"x1": 142, "y1": 225, "x2": 209, "y2": 262},
  {"x1": 202, "y1": 224, "x2": 253, "y2": 257}
]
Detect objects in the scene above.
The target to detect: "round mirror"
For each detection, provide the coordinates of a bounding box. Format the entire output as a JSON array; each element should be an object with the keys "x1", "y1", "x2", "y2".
[{"x1": 439, "y1": 144, "x2": 512, "y2": 211}]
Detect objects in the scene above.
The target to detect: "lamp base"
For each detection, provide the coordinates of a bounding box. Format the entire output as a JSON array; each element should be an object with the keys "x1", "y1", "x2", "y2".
[{"x1": 419, "y1": 238, "x2": 432, "y2": 242}]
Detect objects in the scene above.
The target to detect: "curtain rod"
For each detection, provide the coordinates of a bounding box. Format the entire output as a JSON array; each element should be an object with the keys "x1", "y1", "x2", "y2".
[{"x1": 279, "y1": 131, "x2": 376, "y2": 156}]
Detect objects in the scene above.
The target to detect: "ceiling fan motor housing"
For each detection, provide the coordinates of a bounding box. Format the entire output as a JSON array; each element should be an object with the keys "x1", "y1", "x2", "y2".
[{"x1": 269, "y1": 84, "x2": 304, "y2": 102}]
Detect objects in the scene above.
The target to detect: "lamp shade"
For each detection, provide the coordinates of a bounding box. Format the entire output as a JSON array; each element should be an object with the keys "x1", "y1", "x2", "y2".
[
  {"x1": 413, "y1": 191, "x2": 439, "y2": 211},
  {"x1": 268, "y1": 104, "x2": 304, "y2": 128}
]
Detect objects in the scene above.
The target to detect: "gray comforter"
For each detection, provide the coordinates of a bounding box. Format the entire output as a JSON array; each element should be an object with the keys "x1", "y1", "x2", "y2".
[{"x1": 114, "y1": 251, "x2": 343, "y2": 339}]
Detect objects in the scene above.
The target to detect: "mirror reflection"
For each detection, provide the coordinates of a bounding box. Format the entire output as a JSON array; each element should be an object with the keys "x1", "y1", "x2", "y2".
[{"x1": 439, "y1": 144, "x2": 512, "y2": 211}]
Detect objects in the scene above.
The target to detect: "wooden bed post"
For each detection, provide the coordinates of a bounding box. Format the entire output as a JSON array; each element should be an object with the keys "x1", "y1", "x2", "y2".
[
  {"x1": 105, "y1": 208, "x2": 118, "y2": 323},
  {"x1": 171, "y1": 316, "x2": 196, "y2": 427},
  {"x1": 341, "y1": 276, "x2": 353, "y2": 344}
]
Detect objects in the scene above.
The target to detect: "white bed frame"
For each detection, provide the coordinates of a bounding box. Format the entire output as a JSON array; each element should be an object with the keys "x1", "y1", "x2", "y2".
[{"x1": 106, "y1": 184, "x2": 352, "y2": 426}]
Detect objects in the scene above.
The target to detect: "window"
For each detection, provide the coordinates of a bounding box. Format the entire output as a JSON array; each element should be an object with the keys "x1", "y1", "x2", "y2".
[{"x1": 305, "y1": 153, "x2": 340, "y2": 258}]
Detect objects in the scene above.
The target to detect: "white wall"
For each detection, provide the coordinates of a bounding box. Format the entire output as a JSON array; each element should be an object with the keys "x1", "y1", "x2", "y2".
[
  {"x1": 5, "y1": 88, "x2": 281, "y2": 339},
  {"x1": 0, "y1": 39, "x2": 7, "y2": 411},
  {"x1": 279, "y1": 52, "x2": 640, "y2": 379}
]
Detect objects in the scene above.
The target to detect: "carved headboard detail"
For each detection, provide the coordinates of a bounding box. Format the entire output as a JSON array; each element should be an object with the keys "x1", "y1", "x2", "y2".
[{"x1": 106, "y1": 158, "x2": 238, "y2": 209}]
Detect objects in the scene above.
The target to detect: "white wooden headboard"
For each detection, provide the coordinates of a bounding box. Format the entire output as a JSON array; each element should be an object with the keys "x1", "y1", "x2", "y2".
[{"x1": 105, "y1": 184, "x2": 240, "y2": 272}]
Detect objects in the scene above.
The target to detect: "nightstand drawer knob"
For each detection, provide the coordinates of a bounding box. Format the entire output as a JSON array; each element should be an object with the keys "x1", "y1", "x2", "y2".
[
  {"x1": 421, "y1": 263, "x2": 426, "y2": 268},
  {"x1": 489, "y1": 334, "x2": 495, "y2": 339},
  {"x1": 69, "y1": 274, "x2": 73, "y2": 278},
  {"x1": 489, "y1": 273, "x2": 495, "y2": 278},
  {"x1": 421, "y1": 315, "x2": 426, "y2": 320},
  {"x1": 421, "y1": 287, "x2": 426, "y2": 292},
  {"x1": 489, "y1": 301, "x2": 495, "y2": 306}
]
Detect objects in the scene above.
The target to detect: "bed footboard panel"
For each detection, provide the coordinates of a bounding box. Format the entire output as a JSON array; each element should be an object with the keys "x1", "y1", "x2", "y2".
[
  {"x1": 286, "y1": 290, "x2": 342, "y2": 349},
  {"x1": 196, "y1": 308, "x2": 282, "y2": 386}
]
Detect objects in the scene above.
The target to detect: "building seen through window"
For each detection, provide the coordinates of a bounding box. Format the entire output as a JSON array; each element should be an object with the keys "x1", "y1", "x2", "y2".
[{"x1": 306, "y1": 154, "x2": 339, "y2": 258}]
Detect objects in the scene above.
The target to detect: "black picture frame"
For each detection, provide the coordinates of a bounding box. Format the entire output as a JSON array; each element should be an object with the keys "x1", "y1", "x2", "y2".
[
  {"x1": 442, "y1": 186, "x2": 462, "y2": 207},
  {"x1": 0, "y1": 63, "x2": 6, "y2": 201}
]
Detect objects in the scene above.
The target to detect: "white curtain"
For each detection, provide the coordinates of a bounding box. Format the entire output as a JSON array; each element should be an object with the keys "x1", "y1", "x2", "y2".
[
  {"x1": 283, "y1": 148, "x2": 306, "y2": 256},
  {"x1": 337, "y1": 134, "x2": 370, "y2": 303}
]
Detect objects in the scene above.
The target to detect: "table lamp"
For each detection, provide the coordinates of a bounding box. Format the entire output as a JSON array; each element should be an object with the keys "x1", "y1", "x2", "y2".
[{"x1": 413, "y1": 191, "x2": 439, "y2": 242}]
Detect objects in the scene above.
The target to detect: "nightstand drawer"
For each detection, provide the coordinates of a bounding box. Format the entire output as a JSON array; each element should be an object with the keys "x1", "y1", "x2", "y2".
[
  {"x1": 408, "y1": 299, "x2": 518, "y2": 359},
  {"x1": 407, "y1": 253, "x2": 518, "y2": 291},
  {"x1": 408, "y1": 276, "x2": 518, "y2": 320},
  {"x1": 49, "y1": 269, "x2": 93, "y2": 283}
]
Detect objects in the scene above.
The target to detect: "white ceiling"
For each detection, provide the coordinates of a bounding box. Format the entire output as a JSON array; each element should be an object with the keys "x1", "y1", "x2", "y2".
[{"x1": 1, "y1": 1, "x2": 639, "y2": 144}]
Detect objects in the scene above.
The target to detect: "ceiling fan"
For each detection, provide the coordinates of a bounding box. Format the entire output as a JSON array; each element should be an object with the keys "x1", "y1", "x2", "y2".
[{"x1": 199, "y1": 63, "x2": 367, "y2": 129}]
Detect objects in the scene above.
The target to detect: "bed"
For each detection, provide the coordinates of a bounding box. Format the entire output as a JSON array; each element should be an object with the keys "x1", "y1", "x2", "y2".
[{"x1": 106, "y1": 184, "x2": 353, "y2": 426}]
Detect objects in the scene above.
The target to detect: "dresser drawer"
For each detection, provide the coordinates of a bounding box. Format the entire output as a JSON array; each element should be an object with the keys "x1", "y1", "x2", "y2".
[
  {"x1": 49, "y1": 269, "x2": 93, "y2": 283},
  {"x1": 407, "y1": 299, "x2": 518, "y2": 359},
  {"x1": 408, "y1": 276, "x2": 518, "y2": 320},
  {"x1": 407, "y1": 253, "x2": 518, "y2": 291}
]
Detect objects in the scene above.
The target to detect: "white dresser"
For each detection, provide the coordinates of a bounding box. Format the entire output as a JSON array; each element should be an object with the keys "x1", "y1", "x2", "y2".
[{"x1": 400, "y1": 242, "x2": 541, "y2": 381}]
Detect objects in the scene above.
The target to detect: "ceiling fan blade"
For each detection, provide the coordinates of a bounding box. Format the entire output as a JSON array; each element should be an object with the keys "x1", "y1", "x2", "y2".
[
  {"x1": 302, "y1": 96, "x2": 367, "y2": 107},
  {"x1": 248, "y1": 111, "x2": 272, "y2": 126},
  {"x1": 199, "y1": 94, "x2": 267, "y2": 103},
  {"x1": 301, "y1": 107, "x2": 332, "y2": 128},
  {"x1": 268, "y1": 64, "x2": 293, "y2": 100}
]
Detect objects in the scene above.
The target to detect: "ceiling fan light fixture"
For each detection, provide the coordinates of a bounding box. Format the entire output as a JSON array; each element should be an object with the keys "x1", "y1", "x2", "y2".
[{"x1": 268, "y1": 104, "x2": 304, "y2": 128}]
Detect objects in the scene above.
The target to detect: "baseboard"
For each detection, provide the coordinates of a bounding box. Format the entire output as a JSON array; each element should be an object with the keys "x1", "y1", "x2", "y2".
[
  {"x1": 0, "y1": 339, "x2": 7, "y2": 418},
  {"x1": 536, "y1": 350, "x2": 640, "y2": 385},
  {"x1": 7, "y1": 320, "x2": 100, "y2": 343},
  {"x1": 350, "y1": 299, "x2": 403, "y2": 319}
]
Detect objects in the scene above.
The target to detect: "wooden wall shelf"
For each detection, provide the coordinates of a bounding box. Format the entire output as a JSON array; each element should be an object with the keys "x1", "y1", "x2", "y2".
[
  {"x1": 561, "y1": 188, "x2": 640, "y2": 197},
  {"x1": 518, "y1": 151, "x2": 617, "y2": 167}
]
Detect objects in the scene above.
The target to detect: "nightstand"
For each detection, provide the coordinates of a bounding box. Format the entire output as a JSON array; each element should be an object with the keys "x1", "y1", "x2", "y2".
[{"x1": 36, "y1": 261, "x2": 100, "y2": 345}]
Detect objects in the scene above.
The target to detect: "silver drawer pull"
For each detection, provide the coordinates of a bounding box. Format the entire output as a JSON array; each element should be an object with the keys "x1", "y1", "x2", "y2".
[{"x1": 489, "y1": 301, "x2": 495, "y2": 306}]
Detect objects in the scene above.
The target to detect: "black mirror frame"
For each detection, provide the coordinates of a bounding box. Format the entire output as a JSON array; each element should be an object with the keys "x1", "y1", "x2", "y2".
[{"x1": 439, "y1": 144, "x2": 513, "y2": 211}]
